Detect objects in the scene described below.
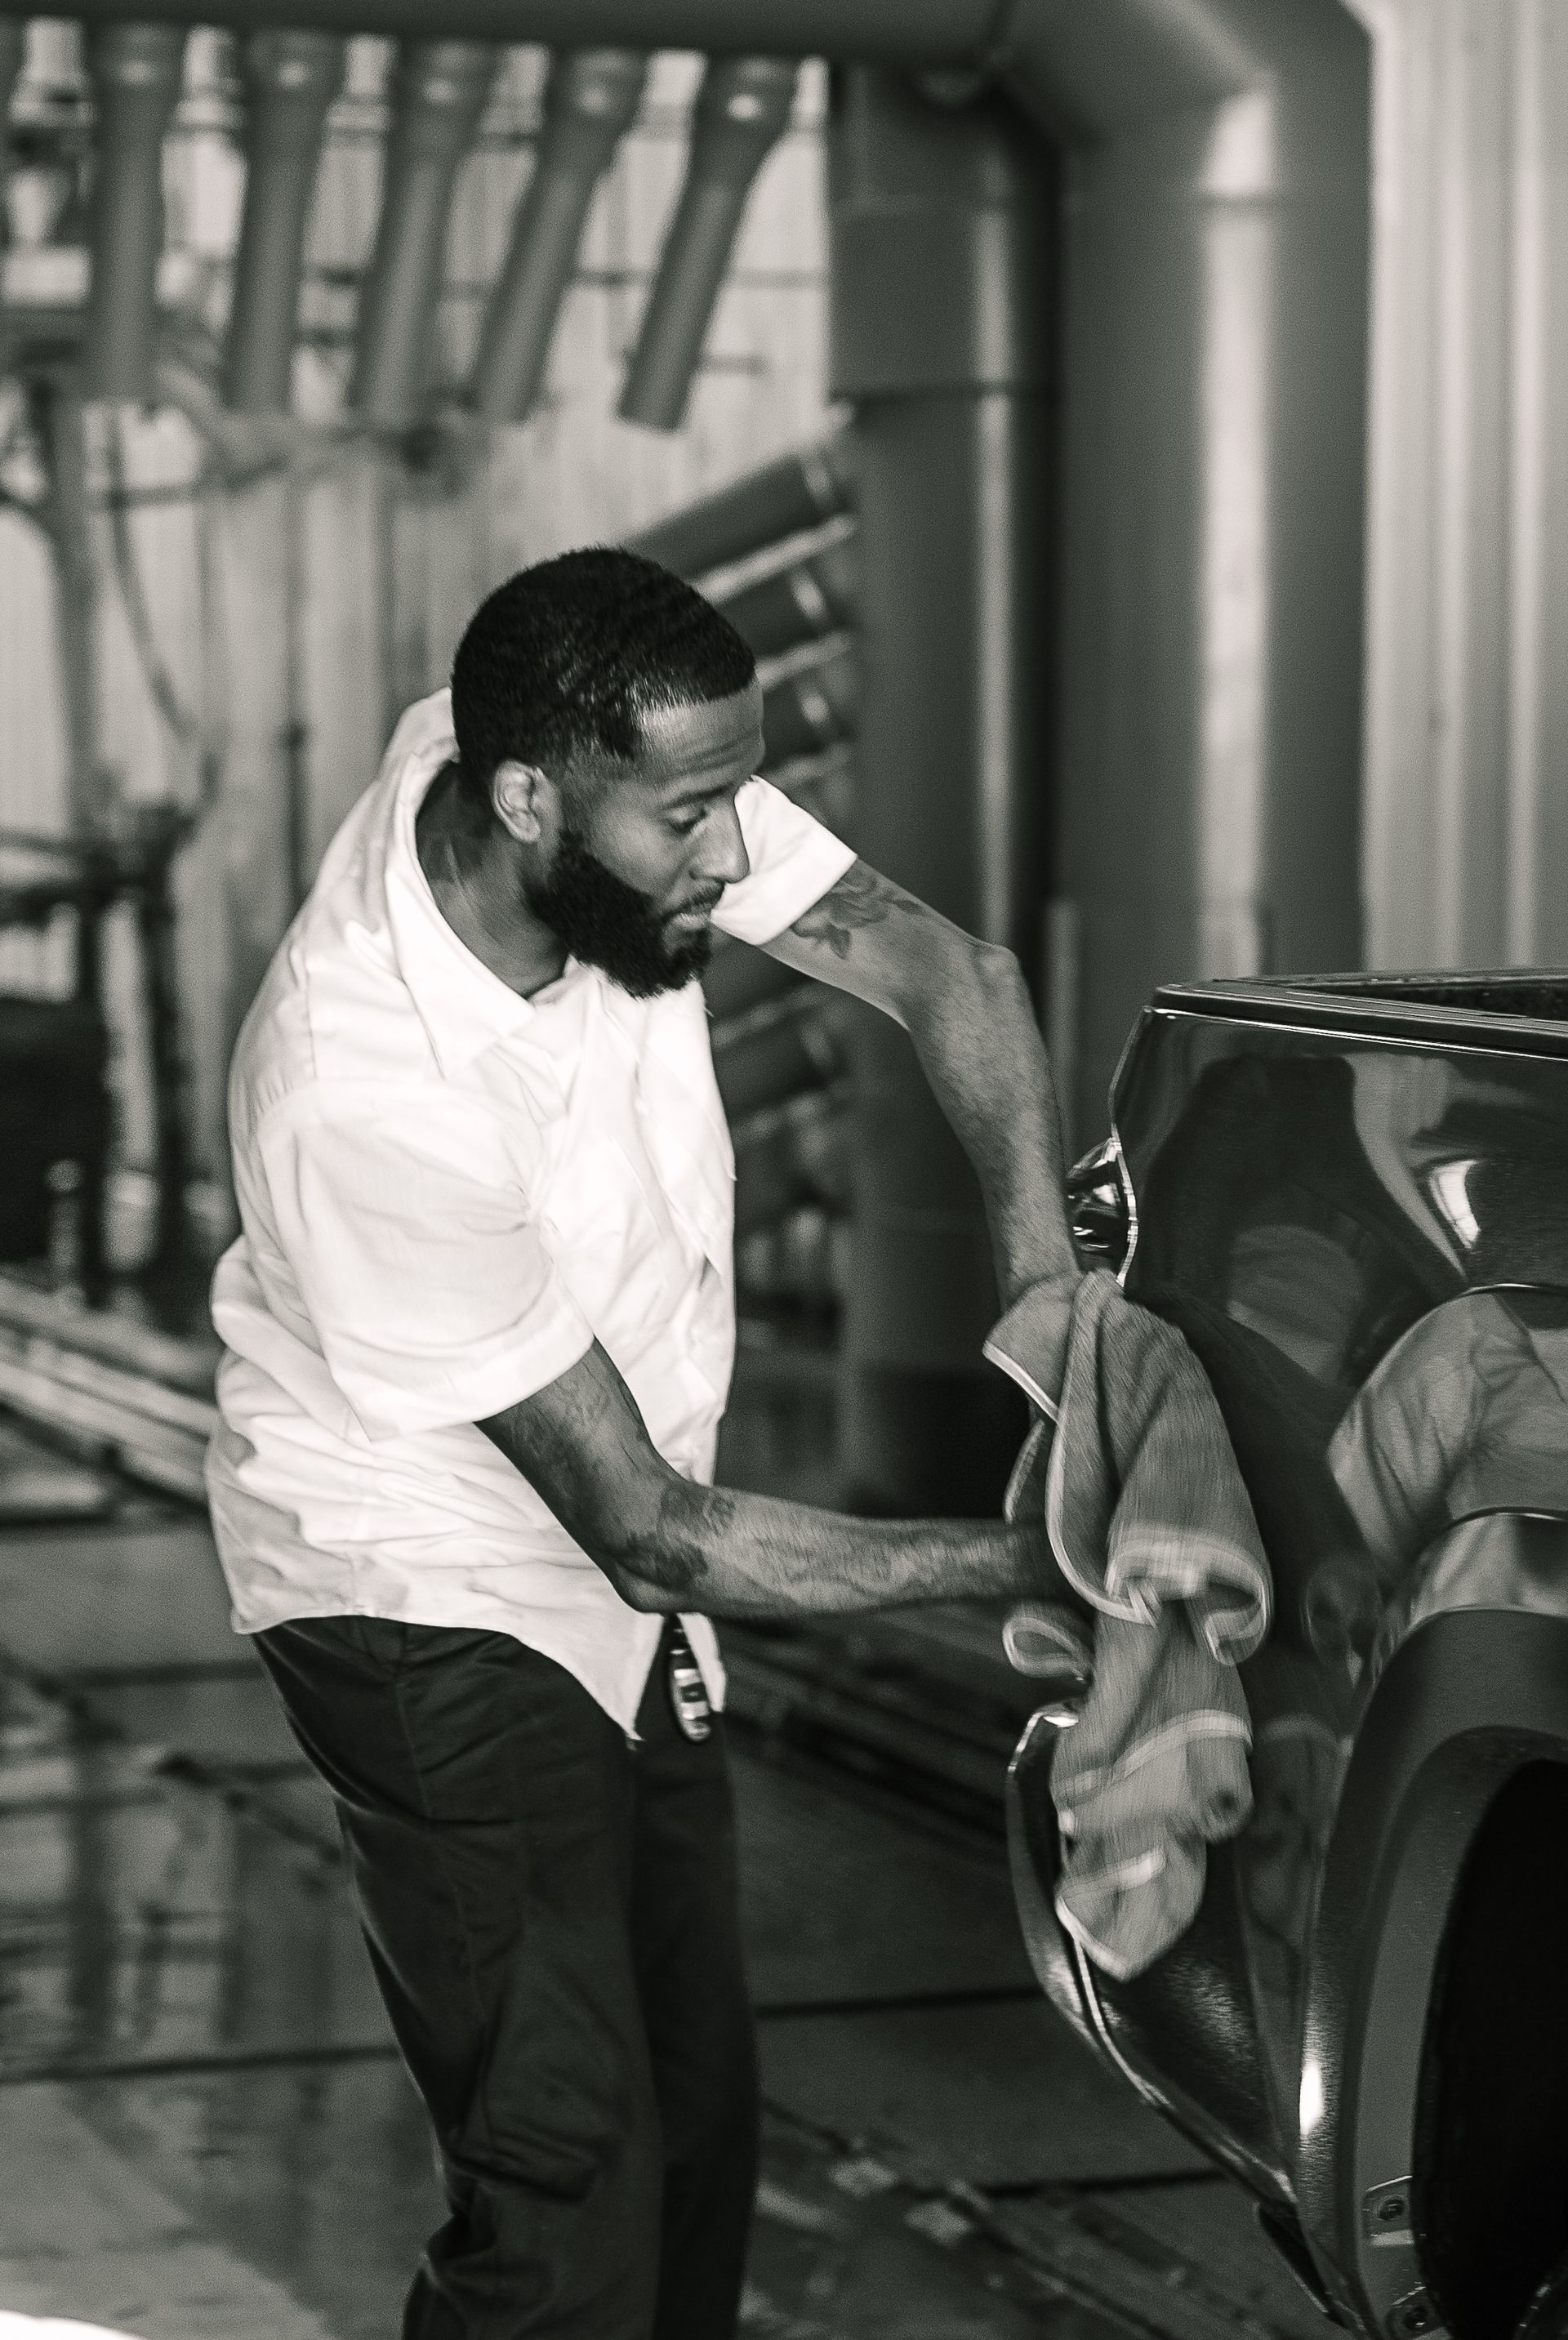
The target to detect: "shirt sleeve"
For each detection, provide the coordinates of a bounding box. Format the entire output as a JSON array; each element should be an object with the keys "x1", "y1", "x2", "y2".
[
  {"x1": 256, "y1": 1087, "x2": 593, "y2": 1442},
  {"x1": 711, "y1": 777, "x2": 857, "y2": 947}
]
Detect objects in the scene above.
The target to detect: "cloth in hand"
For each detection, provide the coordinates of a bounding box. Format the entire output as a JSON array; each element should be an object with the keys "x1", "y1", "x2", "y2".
[{"x1": 987, "y1": 1270, "x2": 1272, "y2": 1980}]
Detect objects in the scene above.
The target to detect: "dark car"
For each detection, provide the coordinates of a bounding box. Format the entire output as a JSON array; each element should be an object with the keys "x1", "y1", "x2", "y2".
[{"x1": 1009, "y1": 971, "x2": 1568, "y2": 2340}]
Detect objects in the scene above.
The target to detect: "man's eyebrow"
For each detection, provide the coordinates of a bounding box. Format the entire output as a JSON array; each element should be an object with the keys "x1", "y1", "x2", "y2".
[{"x1": 662, "y1": 774, "x2": 746, "y2": 812}]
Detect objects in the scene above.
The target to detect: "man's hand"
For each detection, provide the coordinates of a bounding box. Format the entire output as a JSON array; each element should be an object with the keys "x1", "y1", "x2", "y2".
[
  {"x1": 761, "y1": 860, "x2": 1080, "y2": 1310},
  {"x1": 477, "y1": 1340, "x2": 1064, "y2": 1620}
]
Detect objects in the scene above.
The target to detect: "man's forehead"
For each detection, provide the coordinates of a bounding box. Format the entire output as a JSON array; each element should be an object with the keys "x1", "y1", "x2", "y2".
[{"x1": 636, "y1": 682, "x2": 764, "y2": 795}]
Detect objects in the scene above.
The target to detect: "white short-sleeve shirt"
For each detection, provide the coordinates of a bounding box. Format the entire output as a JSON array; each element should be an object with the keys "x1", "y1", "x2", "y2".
[{"x1": 205, "y1": 688, "x2": 855, "y2": 1732}]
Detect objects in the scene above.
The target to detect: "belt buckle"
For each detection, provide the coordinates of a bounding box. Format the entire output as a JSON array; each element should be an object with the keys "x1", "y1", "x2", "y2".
[{"x1": 666, "y1": 1623, "x2": 712, "y2": 1742}]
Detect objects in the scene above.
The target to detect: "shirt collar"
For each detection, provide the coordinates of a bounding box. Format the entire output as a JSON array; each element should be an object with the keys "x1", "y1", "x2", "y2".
[{"x1": 379, "y1": 689, "x2": 543, "y2": 1078}]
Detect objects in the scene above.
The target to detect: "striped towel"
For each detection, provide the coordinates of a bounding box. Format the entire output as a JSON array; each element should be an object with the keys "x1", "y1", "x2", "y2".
[{"x1": 985, "y1": 1270, "x2": 1272, "y2": 1981}]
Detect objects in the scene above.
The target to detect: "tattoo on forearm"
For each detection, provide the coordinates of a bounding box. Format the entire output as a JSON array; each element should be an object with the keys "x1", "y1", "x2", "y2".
[
  {"x1": 790, "y1": 862, "x2": 924, "y2": 961},
  {"x1": 638, "y1": 1480, "x2": 738, "y2": 1597},
  {"x1": 476, "y1": 1340, "x2": 1054, "y2": 1621}
]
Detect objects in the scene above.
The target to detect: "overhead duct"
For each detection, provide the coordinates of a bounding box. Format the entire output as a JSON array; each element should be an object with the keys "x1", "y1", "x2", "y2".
[
  {"x1": 66, "y1": 3, "x2": 992, "y2": 52},
  {"x1": 468, "y1": 48, "x2": 646, "y2": 426},
  {"x1": 626, "y1": 431, "x2": 853, "y2": 577},
  {"x1": 988, "y1": 0, "x2": 1263, "y2": 139},
  {"x1": 618, "y1": 56, "x2": 798, "y2": 432},
  {"x1": 760, "y1": 641, "x2": 857, "y2": 769},
  {"x1": 223, "y1": 29, "x2": 345, "y2": 414},
  {"x1": 83, "y1": 24, "x2": 186, "y2": 401},
  {"x1": 717, "y1": 536, "x2": 856, "y2": 660},
  {"x1": 350, "y1": 40, "x2": 498, "y2": 427}
]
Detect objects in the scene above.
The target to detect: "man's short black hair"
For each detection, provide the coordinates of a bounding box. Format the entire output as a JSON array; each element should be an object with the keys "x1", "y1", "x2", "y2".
[{"x1": 450, "y1": 546, "x2": 756, "y2": 791}]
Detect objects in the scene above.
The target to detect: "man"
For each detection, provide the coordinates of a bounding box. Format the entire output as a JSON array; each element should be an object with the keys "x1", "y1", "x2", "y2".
[{"x1": 207, "y1": 547, "x2": 1079, "y2": 2340}]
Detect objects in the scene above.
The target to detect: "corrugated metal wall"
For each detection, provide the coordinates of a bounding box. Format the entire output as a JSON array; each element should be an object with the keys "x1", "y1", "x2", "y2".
[
  {"x1": 0, "y1": 30, "x2": 829, "y2": 1192},
  {"x1": 1356, "y1": 0, "x2": 1568, "y2": 971}
]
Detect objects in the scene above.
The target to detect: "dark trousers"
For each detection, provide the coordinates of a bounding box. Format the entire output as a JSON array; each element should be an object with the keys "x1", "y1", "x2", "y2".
[{"x1": 253, "y1": 1616, "x2": 760, "y2": 2340}]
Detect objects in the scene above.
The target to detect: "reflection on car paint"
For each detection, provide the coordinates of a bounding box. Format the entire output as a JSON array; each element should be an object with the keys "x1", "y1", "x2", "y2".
[
  {"x1": 1096, "y1": 990, "x2": 1568, "y2": 2199},
  {"x1": 1329, "y1": 1287, "x2": 1568, "y2": 1612}
]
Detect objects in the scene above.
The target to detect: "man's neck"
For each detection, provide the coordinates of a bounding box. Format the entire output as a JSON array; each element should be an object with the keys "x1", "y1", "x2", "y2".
[{"x1": 415, "y1": 762, "x2": 567, "y2": 999}]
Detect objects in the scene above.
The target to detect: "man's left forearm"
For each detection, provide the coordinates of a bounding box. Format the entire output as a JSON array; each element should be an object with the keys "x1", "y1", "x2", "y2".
[{"x1": 904, "y1": 942, "x2": 1080, "y2": 1310}]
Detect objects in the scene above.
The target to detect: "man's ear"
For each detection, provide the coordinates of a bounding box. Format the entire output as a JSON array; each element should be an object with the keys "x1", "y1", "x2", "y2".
[{"x1": 491, "y1": 759, "x2": 553, "y2": 846}]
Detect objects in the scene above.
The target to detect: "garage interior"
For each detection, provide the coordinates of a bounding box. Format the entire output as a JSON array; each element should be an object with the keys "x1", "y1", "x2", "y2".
[{"x1": 0, "y1": 1, "x2": 1561, "y2": 2332}]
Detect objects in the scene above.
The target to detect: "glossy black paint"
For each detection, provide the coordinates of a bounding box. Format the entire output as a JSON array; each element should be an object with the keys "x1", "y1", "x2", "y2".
[
  {"x1": 1324, "y1": 1603, "x2": 1568, "y2": 2340},
  {"x1": 1014, "y1": 972, "x2": 1568, "y2": 2339}
]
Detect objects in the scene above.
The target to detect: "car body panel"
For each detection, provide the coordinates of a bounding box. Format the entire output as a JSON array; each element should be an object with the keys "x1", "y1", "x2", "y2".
[{"x1": 1009, "y1": 972, "x2": 1568, "y2": 2338}]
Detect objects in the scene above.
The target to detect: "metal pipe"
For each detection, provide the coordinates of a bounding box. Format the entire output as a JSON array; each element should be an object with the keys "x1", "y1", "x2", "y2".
[
  {"x1": 712, "y1": 1001, "x2": 840, "y2": 1122},
  {"x1": 0, "y1": 19, "x2": 23, "y2": 177},
  {"x1": 351, "y1": 41, "x2": 499, "y2": 426},
  {"x1": 737, "y1": 1206, "x2": 841, "y2": 1307},
  {"x1": 0, "y1": 20, "x2": 27, "y2": 372},
  {"x1": 627, "y1": 433, "x2": 853, "y2": 578},
  {"x1": 619, "y1": 56, "x2": 799, "y2": 431},
  {"x1": 703, "y1": 938, "x2": 804, "y2": 1023},
  {"x1": 1048, "y1": 6, "x2": 1370, "y2": 1135},
  {"x1": 468, "y1": 48, "x2": 645, "y2": 426},
  {"x1": 760, "y1": 642, "x2": 858, "y2": 769},
  {"x1": 733, "y1": 1085, "x2": 850, "y2": 1235},
  {"x1": 68, "y1": 1, "x2": 993, "y2": 61},
  {"x1": 830, "y1": 70, "x2": 1057, "y2": 1516},
  {"x1": 83, "y1": 24, "x2": 186, "y2": 401},
  {"x1": 770, "y1": 745, "x2": 856, "y2": 840},
  {"x1": 52, "y1": 0, "x2": 1343, "y2": 124},
  {"x1": 991, "y1": 0, "x2": 1259, "y2": 135},
  {"x1": 717, "y1": 535, "x2": 857, "y2": 659},
  {"x1": 223, "y1": 29, "x2": 345, "y2": 414}
]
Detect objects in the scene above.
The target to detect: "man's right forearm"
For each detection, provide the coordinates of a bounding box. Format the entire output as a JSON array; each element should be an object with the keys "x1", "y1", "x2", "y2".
[
  {"x1": 479, "y1": 1343, "x2": 1076, "y2": 1625},
  {"x1": 604, "y1": 1474, "x2": 1065, "y2": 1622}
]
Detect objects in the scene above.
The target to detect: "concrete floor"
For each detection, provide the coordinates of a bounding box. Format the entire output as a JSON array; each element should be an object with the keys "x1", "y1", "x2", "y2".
[{"x1": 0, "y1": 1482, "x2": 1330, "y2": 2338}]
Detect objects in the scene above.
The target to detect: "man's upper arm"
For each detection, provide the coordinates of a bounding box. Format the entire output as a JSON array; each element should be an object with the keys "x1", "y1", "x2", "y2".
[
  {"x1": 760, "y1": 858, "x2": 982, "y2": 1029},
  {"x1": 708, "y1": 777, "x2": 975, "y2": 1024}
]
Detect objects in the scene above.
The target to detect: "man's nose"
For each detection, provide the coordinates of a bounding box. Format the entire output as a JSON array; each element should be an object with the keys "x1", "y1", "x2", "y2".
[{"x1": 698, "y1": 804, "x2": 751, "y2": 889}]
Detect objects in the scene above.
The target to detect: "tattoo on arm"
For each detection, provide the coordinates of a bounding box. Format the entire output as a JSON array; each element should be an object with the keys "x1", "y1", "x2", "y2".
[
  {"x1": 480, "y1": 1351, "x2": 747, "y2": 1607},
  {"x1": 643, "y1": 1481, "x2": 738, "y2": 1598},
  {"x1": 477, "y1": 1340, "x2": 1063, "y2": 1620},
  {"x1": 788, "y1": 861, "x2": 925, "y2": 961}
]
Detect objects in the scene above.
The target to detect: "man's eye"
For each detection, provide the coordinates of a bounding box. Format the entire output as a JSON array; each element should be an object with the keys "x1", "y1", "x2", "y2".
[{"x1": 670, "y1": 809, "x2": 706, "y2": 837}]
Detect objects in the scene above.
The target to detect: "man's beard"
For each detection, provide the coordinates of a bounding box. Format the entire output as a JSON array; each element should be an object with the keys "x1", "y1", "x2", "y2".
[{"x1": 523, "y1": 820, "x2": 716, "y2": 998}]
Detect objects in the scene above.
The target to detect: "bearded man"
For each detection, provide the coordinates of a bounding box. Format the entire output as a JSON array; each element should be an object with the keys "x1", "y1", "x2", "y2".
[{"x1": 206, "y1": 547, "x2": 1077, "y2": 2340}]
